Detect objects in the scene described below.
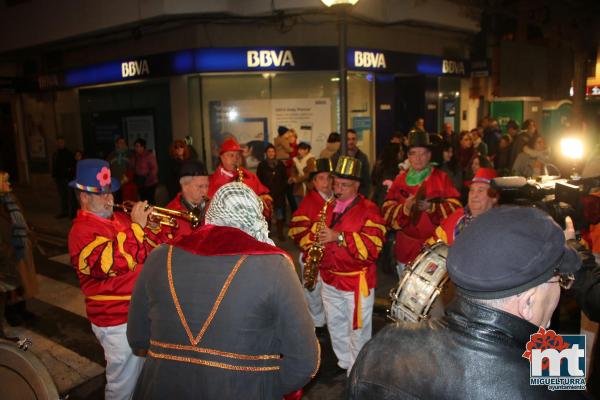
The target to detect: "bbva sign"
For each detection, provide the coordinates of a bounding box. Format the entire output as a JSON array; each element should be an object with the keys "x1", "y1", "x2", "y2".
[
  {"x1": 247, "y1": 50, "x2": 295, "y2": 68},
  {"x1": 121, "y1": 60, "x2": 150, "y2": 78},
  {"x1": 354, "y1": 51, "x2": 387, "y2": 69},
  {"x1": 442, "y1": 60, "x2": 465, "y2": 75}
]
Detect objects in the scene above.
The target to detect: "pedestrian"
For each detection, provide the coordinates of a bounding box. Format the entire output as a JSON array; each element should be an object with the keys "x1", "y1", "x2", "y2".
[
  {"x1": 257, "y1": 144, "x2": 288, "y2": 241},
  {"x1": 131, "y1": 138, "x2": 159, "y2": 203},
  {"x1": 166, "y1": 139, "x2": 191, "y2": 200},
  {"x1": 319, "y1": 132, "x2": 341, "y2": 159},
  {"x1": 316, "y1": 156, "x2": 386, "y2": 374},
  {"x1": 331, "y1": 129, "x2": 371, "y2": 197},
  {"x1": 348, "y1": 206, "x2": 584, "y2": 400},
  {"x1": 127, "y1": 182, "x2": 319, "y2": 399},
  {"x1": 68, "y1": 159, "x2": 162, "y2": 400},
  {"x1": 289, "y1": 142, "x2": 316, "y2": 206},
  {"x1": 51, "y1": 136, "x2": 75, "y2": 218}
]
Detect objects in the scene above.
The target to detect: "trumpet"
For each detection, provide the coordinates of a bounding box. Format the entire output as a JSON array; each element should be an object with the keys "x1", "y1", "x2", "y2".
[{"x1": 112, "y1": 201, "x2": 201, "y2": 229}]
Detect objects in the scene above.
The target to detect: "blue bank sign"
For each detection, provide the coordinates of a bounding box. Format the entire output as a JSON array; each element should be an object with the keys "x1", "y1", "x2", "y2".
[{"x1": 58, "y1": 47, "x2": 468, "y2": 88}]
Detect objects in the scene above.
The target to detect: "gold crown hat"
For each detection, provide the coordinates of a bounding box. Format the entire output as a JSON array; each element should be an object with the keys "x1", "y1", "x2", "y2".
[
  {"x1": 334, "y1": 156, "x2": 362, "y2": 181},
  {"x1": 309, "y1": 158, "x2": 334, "y2": 180}
]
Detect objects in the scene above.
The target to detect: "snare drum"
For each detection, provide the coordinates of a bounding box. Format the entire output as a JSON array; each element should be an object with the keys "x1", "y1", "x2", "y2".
[{"x1": 389, "y1": 242, "x2": 451, "y2": 323}]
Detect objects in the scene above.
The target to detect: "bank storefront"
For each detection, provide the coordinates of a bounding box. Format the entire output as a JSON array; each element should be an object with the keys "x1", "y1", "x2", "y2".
[{"x1": 37, "y1": 46, "x2": 470, "y2": 172}]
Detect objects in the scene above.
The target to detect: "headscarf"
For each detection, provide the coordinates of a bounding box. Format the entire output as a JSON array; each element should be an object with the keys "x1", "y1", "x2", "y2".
[{"x1": 205, "y1": 182, "x2": 274, "y2": 246}]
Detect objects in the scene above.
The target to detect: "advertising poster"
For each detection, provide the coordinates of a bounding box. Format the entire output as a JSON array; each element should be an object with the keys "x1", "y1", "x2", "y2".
[{"x1": 208, "y1": 98, "x2": 332, "y2": 169}]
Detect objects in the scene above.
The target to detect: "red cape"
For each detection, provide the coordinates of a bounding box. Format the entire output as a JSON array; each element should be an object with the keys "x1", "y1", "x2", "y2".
[{"x1": 174, "y1": 224, "x2": 288, "y2": 257}]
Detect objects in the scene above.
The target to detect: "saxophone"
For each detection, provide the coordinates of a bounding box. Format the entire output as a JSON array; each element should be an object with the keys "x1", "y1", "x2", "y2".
[
  {"x1": 303, "y1": 197, "x2": 333, "y2": 291},
  {"x1": 236, "y1": 165, "x2": 244, "y2": 183}
]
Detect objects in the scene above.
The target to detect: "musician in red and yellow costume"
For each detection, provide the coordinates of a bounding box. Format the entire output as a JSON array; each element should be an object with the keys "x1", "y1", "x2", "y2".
[
  {"x1": 67, "y1": 159, "x2": 160, "y2": 400},
  {"x1": 432, "y1": 167, "x2": 498, "y2": 246},
  {"x1": 382, "y1": 131, "x2": 461, "y2": 274},
  {"x1": 316, "y1": 156, "x2": 386, "y2": 374},
  {"x1": 164, "y1": 160, "x2": 209, "y2": 243},
  {"x1": 288, "y1": 158, "x2": 334, "y2": 334},
  {"x1": 208, "y1": 138, "x2": 272, "y2": 219}
]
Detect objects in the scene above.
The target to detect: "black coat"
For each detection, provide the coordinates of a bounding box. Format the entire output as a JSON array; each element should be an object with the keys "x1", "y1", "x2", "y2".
[
  {"x1": 52, "y1": 148, "x2": 75, "y2": 180},
  {"x1": 257, "y1": 159, "x2": 287, "y2": 210},
  {"x1": 347, "y1": 295, "x2": 586, "y2": 400}
]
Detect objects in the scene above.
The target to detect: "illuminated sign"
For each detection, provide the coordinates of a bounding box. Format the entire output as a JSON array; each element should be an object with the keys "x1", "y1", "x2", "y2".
[
  {"x1": 354, "y1": 51, "x2": 387, "y2": 69},
  {"x1": 121, "y1": 59, "x2": 150, "y2": 78},
  {"x1": 442, "y1": 60, "x2": 465, "y2": 75},
  {"x1": 247, "y1": 50, "x2": 295, "y2": 68}
]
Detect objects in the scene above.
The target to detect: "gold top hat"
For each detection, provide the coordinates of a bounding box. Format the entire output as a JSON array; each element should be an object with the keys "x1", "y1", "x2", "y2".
[{"x1": 334, "y1": 156, "x2": 362, "y2": 181}]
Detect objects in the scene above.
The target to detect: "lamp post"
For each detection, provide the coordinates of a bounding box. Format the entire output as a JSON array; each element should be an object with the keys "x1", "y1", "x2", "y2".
[{"x1": 322, "y1": 0, "x2": 359, "y2": 156}]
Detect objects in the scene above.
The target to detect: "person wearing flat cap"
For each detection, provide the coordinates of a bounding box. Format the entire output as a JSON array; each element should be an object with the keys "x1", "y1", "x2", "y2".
[
  {"x1": 312, "y1": 156, "x2": 386, "y2": 374},
  {"x1": 348, "y1": 206, "x2": 585, "y2": 400},
  {"x1": 164, "y1": 160, "x2": 209, "y2": 243},
  {"x1": 288, "y1": 158, "x2": 334, "y2": 336},
  {"x1": 67, "y1": 159, "x2": 159, "y2": 400},
  {"x1": 382, "y1": 130, "x2": 461, "y2": 275},
  {"x1": 431, "y1": 167, "x2": 499, "y2": 245},
  {"x1": 127, "y1": 182, "x2": 319, "y2": 399},
  {"x1": 208, "y1": 138, "x2": 273, "y2": 219}
]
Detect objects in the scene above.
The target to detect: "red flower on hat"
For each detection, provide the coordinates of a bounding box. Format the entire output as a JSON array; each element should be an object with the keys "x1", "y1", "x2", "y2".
[
  {"x1": 522, "y1": 327, "x2": 570, "y2": 370},
  {"x1": 96, "y1": 167, "x2": 112, "y2": 187}
]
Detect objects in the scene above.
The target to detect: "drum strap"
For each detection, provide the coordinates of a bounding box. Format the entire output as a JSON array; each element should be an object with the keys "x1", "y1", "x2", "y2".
[{"x1": 331, "y1": 267, "x2": 369, "y2": 329}]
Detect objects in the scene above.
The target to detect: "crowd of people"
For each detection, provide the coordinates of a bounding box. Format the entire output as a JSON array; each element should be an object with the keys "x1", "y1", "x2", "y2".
[{"x1": 12, "y1": 117, "x2": 597, "y2": 399}]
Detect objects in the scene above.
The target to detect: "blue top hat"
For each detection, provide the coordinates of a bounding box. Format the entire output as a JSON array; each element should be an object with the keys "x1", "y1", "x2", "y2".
[{"x1": 69, "y1": 159, "x2": 120, "y2": 193}]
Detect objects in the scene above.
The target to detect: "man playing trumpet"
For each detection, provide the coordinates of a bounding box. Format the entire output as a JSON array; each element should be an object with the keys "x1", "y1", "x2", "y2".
[
  {"x1": 67, "y1": 159, "x2": 160, "y2": 400},
  {"x1": 208, "y1": 138, "x2": 273, "y2": 219}
]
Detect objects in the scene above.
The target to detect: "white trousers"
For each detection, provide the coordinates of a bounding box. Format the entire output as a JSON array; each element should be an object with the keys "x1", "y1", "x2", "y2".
[
  {"x1": 299, "y1": 254, "x2": 326, "y2": 327},
  {"x1": 321, "y1": 280, "x2": 374, "y2": 371},
  {"x1": 91, "y1": 322, "x2": 144, "y2": 400}
]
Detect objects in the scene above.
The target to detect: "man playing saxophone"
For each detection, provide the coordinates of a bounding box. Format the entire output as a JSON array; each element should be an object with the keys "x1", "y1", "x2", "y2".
[
  {"x1": 316, "y1": 156, "x2": 386, "y2": 375},
  {"x1": 67, "y1": 159, "x2": 161, "y2": 400},
  {"x1": 289, "y1": 158, "x2": 334, "y2": 337},
  {"x1": 208, "y1": 138, "x2": 273, "y2": 219}
]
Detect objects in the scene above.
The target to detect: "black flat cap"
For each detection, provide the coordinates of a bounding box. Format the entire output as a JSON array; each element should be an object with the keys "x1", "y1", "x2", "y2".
[
  {"x1": 446, "y1": 206, "x2": 581, "y2": 299},
  {"x1": 179, "y1": 160, "x2": 208, "y2": 179}
]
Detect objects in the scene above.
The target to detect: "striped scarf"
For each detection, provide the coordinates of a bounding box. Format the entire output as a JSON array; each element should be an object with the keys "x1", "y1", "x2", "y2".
[{"x1": 0, "y1": 193, "x2": 29, "y2": 260}]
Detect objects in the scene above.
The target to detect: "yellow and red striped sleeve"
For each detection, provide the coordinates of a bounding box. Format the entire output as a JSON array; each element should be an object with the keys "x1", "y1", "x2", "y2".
[{"x1": 343, "y1": 218, "x2": 387, "y2": 262}]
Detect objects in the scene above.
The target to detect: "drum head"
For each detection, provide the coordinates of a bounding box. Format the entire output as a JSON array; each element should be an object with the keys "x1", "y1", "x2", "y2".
[{"x1": 0, "y1": 340, "x2": 59, "y2": 400}]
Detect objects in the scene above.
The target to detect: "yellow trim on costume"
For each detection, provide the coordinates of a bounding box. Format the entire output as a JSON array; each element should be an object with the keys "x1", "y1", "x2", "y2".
[
  {"x1": 288, "y1": 227, "x2": 308, "y2": 236},
  {"x1": 146, "y1": 237, "x2": 159, "y2": 248},
  {"x1": 434, "y1": 226, "x2": 448, "y2": 245},
  {"x1": 365, "y1": 220, "x2": 386, "y2": 235},
  {"x1": 131, "y1": 223, "x2": 145, "y2": 243},
  {"x1": 290, "y1": 215, "x2": 310, "y2": 223},
  {"x1": 311, "y1": 339, "x2": 321, "y2": 379},
  {"x1": 331, "y1": 268, "x2": 369, "y2": 328},
  {"x1": 352, "y1": 233, "x2": 368, "y2": 261},
  {"x1": 168, "y1": 246, "x2": 247, "y2": 346},
  {"x1": 439, "y1": 203, "x2": 448, "y2": 219},
  {"x1": 78, "y1": 236, "x2": 112, "y2": 275},
  {"x1": 147, "y1": 350, "x2": 279, "y2": 372},
  {"x1": 299, "y1": 232, "x2": 313, "y2": 249},
  {"x1": 363, "y1": 233, "x2": 383, "y2": 249},
  {"x1": 117, "y1": 232, "x2": 136, "y2": 271},
  {"x1": 382, "y1": 200, "x2": 395, "y2": 222},
  {"x1": 87, "y1": 294, "x2": 131, "y2": 301},
  {"x1": 150, "y1": 340, "x2": 280, "y2": 360},
  {"x1": 100, "y1": 242, "x2": 114, "y2": 274}
]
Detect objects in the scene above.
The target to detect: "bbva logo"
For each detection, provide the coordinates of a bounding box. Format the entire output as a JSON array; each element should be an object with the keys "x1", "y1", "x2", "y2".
[
  {"x1": 442, "y1": 60, "x2": 465, "y2": 75},
  {"x1": 354, "y1": 51, "x2": 386, "y2": 69},
  {"x1": 247, "y1": 50, "x2": 295, "y2": 68},
  {"x1": 121, "y1": 60, "x2": 150, "y2": 78}
]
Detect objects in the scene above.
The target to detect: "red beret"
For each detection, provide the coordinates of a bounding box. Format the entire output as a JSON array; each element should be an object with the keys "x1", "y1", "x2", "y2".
[{"x1": 466, "y1": 167, "x2": 497, "y2": 186}]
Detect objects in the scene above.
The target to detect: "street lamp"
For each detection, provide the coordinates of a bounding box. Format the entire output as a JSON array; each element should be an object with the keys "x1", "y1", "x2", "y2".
[{"x1": 322, "y1": 0, "x2": 359, "y2": 155}]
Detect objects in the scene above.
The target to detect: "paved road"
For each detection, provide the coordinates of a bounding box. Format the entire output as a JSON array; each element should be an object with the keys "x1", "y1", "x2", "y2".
[{"x1": 4, "y1": 231, "x2": 398, "y2": 399}]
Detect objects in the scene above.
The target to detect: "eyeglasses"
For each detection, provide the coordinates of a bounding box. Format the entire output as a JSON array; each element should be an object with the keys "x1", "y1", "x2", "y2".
[
  {"x1": 333, "y1": 181, "x2": 354, "y2": 188},
  {"x1": 548, "y1": 273, "x2": 575, "y2": 290}
]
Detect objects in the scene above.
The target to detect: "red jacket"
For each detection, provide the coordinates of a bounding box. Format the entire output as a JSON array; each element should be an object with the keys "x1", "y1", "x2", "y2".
[
  {"x1": 320, "y1": 195, "x2": 386, "y2": 329},
  {"x1": 382, "y1": 168, "x2": 461, "y2": 264},
  {"x1": 289, "y1": 190, "x2": 328, "y2": 261},
  {"x1": 164, "y1": 192, "x2": 206, "y2": 243},
  {"x1": 208, "y1": 165, "x2": 273, "y2": 219},
  {"x1": 68, "y1": 210, "x2": 158, "y2": 326}
]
